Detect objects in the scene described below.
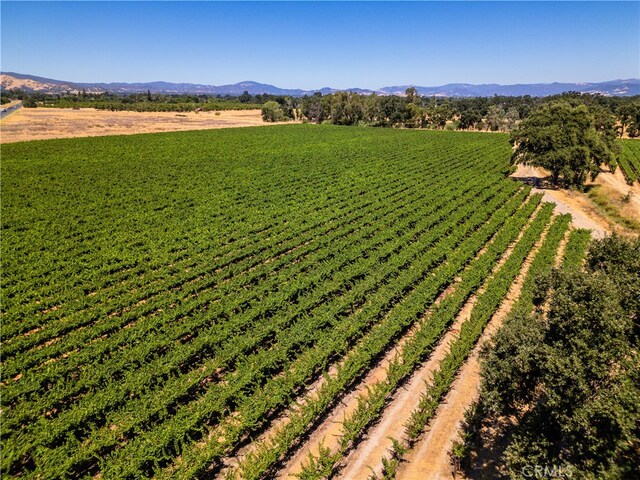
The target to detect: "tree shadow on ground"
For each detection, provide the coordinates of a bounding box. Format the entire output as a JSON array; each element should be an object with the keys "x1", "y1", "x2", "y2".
[
  {"x1": 459, "y1": 415, "x2": 515, "y2": 479},
  {"x1": 510, "y1": 173, "x2": 557, "y2": 190},
  {"x1": 455, "y1": 399, "x2": 545, "y2": 480}
]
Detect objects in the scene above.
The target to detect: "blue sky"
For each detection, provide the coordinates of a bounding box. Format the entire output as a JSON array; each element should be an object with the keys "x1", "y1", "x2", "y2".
[{"x1": 1, "y1": 2, "x2": 638, "y2": 89}]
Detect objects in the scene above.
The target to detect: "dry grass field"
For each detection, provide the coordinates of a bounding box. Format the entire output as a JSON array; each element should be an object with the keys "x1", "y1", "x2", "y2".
[{"x1": 0, "y1": 108, "x2": 288, "y2": 143}]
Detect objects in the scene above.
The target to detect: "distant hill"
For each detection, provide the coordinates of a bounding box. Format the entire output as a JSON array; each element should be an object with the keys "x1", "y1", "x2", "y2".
[
  {"x1": 1, "y1": 72, "x2": 638, "y2": 97},
  {"x1": 0, "y1": 73, "x2": 364, "y2": 97},
  {"x1": 378, "y1": 80, "x2": 640, "y2": 97}
]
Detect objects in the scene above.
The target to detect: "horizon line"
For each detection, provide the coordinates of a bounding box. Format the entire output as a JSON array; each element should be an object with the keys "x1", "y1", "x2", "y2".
[{"x1": 2, "y1": 71, "x2": 639, "y2": 93}]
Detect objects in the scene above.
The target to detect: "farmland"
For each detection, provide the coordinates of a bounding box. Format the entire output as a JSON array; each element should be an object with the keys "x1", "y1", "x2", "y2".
[
  {"x1": 1, "y1": 126, "x2": 576, "y2": 479},
  {"x1": 0, "y1": 108, "x2": 275, "y2": 143},
  {"x1": 619, "y1": 139, "x2": 640, "y2": 184}
]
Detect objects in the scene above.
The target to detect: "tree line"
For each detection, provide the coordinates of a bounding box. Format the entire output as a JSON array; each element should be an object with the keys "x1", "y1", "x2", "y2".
[
  {"x1": 0, "y1": 88, "x2": 291, "y2": 112},
  {"x1": 4, "y1": 86, "x2": 639, "y2": 137},
  {"x1": 262, "y1": 89, "x2": 640, "y2": 138},
  {"x1": 4, "y1": 85, "x2": 637, "y2": 189}
]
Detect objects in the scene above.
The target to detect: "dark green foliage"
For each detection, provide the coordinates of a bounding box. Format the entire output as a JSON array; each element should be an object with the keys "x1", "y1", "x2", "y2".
[
  {"x1": 510, "y1": 101, "x2": 620, "y2": 189},
  {"x1": 22, "y1": 97, "x2": 37, "y2": 108},
  {"x1": 469, "y1": 235, "x2": 640, "y2": 479},
  {"x1": 5, "y1": 88, "x2": 264, "y2": 111},
  {"x1": 459, "y1": 109, "x2": 483, "y2": 130},
  {"x1": 299, "y1": 91, "x2": 639, "y2": 135},
  {"x1": 617, "y1": 101, "x2": 640, "y2": 138},
  {"x1": 585, "y1": 234, "x2": 640, "y2": 318},
  {"x1": 261, "y1": 100, "x2": 287, "y2": 121},
  {"x1": 238, "y1": 90, "x2": 253, "y2": 103}
]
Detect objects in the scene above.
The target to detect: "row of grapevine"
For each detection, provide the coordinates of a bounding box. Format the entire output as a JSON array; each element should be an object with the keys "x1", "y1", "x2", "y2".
[
  {"x1": 3, "y1": 130, "x2": 422, "y2": 312},
  {"x1": 560, "y1": 228, "x2": 591, "y2": 270},
  {"x1": 5, "y1": 173, "x2": 508, "y2": 477},
  {"x1": 226, "y1": 194, "x2": 546, "y2": 479},
  {"x1": 3, "y1": 161, "x2": 462, "y2": 379},
  {"x1": 618, "y1": 140, "x2": 640, "y2": 184},
  {"x1": 4, "y1": 143, "x2": 429, "y2": 323},
  {"x1": 2, "y1": 159, "x2": 493, "y2": 428},
  {"x1": 3, "y1": 140, "x2": 481, "y2": 345},
  {"x1": 97, "y1": 174, "x2": 520, "y2": 479}
]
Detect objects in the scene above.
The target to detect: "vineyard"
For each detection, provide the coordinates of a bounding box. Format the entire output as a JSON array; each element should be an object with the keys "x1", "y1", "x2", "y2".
[
  {"x1": 618, "y1": 139, "x2": 640, "y2": 184},
  {"x1": 39, "y1": 99, "x2": 263, "y2": 112},
  {"x1": 1, "y1": 125, "x2": 580, "y2": 479}
]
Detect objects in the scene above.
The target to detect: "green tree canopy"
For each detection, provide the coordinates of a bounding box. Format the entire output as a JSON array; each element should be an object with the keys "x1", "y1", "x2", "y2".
[
  {"x1": 238, "y1": 90, "x2": 253, "y2": 103},
  {"x1": 618, "y1": 101, "x2": 640, "y2": 138},
  {"x1": 474, "y1": 235, "x2": 639, "y2": 479},
  {"x1": 510, "y1": 101, "x2": 620, "y2": 188},
  {"x1": 405, "y1": 87, "x2": 419, "y2": 105},
  {"x1": 261, "y1": 101, "x2": 286, "y2": 122},
  {"x1": 458, "y1": 109, "x2": 482, "y2": 130}
]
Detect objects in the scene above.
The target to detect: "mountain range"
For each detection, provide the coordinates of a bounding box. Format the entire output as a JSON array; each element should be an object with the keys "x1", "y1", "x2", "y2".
[{"x1": 2, "y1": 72, "x2": 639, "y2": 97}]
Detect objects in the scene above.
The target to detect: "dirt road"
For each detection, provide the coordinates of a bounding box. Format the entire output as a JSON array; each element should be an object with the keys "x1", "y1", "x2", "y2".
[
  {"x1": 511, "y1": 165, "x2": 611, "y2": 238},
  {"x1": 0, "y1": 107, "x2": 288, "y2": 143}
]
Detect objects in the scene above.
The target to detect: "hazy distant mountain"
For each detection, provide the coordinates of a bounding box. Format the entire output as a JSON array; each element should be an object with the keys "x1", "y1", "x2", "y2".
[
  {"x1": 2, "y1": 72, "x2": 638, "y2": 97},
  {"x1": 378, "y1": 79, "x2": 640, "y2": 97},
  {"x1": 0, "y1": 72, "x2": 374, "y2": 97}
]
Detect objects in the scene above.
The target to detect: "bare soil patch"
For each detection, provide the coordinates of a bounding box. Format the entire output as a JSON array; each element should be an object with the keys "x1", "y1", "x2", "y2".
[
  {"x1": 512, "y1": 165, "x2": 612, "y2": 238},
  {"x1": 0, "y1": 108, "x2": 290, "y2": 143},
  {"x1": 596, "y1": 166, "x2": 640, "y2": 202}
]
